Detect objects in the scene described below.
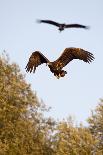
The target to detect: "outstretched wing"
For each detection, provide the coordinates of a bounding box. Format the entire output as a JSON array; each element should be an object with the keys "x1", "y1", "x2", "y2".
[
  {"x1": 37, "y1": 19, "x2": 60, "y2": 27},
  {"x1": 25, "y1": 51, "x2": 49, "y2": 73},
  {"x1": 53, "y1": 48, "x2": 94, "y2": 69},
  {"x1": 65, "y1": 24, "x2": 89, "y2": 29}
]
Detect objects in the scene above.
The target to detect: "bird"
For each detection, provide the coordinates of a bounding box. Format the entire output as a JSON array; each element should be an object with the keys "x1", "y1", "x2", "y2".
[
  {"x1": 37, "y1": 19, "x2": 89, "y2": 32},
  {"x1": 25, "y1": 48, "x2": 94, "y2": 79}
]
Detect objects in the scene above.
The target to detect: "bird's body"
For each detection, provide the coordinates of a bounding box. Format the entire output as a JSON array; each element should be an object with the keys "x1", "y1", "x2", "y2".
[
  {"x1": 37, "y1": 19, "x2": 89, "y2": 32},
  {"x1": 25, "y1": 48, "x2": 94, "y2": 79}
]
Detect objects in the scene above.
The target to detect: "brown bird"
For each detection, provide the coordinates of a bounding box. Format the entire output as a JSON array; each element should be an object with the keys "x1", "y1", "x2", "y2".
[
  {"x1": 25, "y1": 48, "x2": 94, "y2": 79},
  {"x1": 37, "y1": 19, "x2": 89, "y2": 32}
]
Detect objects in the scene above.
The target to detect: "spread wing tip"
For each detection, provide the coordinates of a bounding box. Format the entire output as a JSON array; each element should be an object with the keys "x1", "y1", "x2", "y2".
[
  {"x1": 25, "y1": 64, "x2": 36, "y2": 73},
  {"x1": 87, "y1": 52, "x2": 95, "y2": 63},
  {"x1": 36, "y1": 19, "x2": 42, "y2": 23},
  {"x1": 25, "y1": 65, "x2": 31, "y2": 73},
  {"x1": 84, "y1": 25, "x2": 90, "y2": 29}
]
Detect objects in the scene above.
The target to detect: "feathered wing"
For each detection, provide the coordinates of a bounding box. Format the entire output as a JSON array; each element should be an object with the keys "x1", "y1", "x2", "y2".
[
  {"x1": 65, "y1": 24, "x2": 89, "y2": 29},
  {"x1": 37, "y1": 19, "x2": 60, "y2": 27},
  {"x1": 53, "y1": 48, "x2": 94, "y2": 69},
  {"x1": 25, "y1": 51, "x2": 49, "y2": 73}
]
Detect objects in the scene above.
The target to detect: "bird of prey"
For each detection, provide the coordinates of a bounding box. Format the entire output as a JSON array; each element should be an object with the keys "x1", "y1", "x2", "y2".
[
  {"x1": 25, "y1": 48, "x2": 94, "y2": 79},
  {"x1": 37, "y1": 19, "x2": 89, "y2": 32}
]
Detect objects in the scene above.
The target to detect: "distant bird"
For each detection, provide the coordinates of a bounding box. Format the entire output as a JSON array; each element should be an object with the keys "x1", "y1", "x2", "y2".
[
  {"x1": 25, "y1": 48, "x2": 94, "y2": 79},
  {"x1": 37, "y1": 19, "x2": 89, "y2": 32}
]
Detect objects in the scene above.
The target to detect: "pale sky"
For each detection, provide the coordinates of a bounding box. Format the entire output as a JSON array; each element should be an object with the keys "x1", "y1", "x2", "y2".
[{"x1": 0, "y1": 0, "x2": 103, "y2": 125}]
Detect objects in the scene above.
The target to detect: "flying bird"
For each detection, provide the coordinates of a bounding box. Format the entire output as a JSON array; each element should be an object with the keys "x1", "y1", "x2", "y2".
[
  {"x1": 37, "y1": 19, "x2": 89, "y2": 32},
  {"x1": 25, "y1": 48, "x2": 94, "y2": 79}
]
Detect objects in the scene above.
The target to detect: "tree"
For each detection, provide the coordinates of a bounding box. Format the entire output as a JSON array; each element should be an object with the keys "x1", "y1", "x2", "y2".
[
  {"x1": 52, "y1": 117, "x2": 97, "y2": 155},
  {"x1": 0, "y1": 53, "x2": 55, "y2": 155},
  {"x1": 88, "y1": 100, "x2": 103, "y2": 154}
]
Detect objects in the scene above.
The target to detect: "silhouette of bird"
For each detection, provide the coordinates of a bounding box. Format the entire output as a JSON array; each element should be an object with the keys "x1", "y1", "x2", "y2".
[
  {"x1": 37, "y1": 19, "x2": 89, "y2": 32},
  {"x1": 25, "y1": 48, "x2": 94, "y2": 79}
]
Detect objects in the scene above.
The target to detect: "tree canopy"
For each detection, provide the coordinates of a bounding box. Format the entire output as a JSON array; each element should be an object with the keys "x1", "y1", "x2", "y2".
[{"x1": 0, "y1": 53, "x2": 103, "y2": 155}]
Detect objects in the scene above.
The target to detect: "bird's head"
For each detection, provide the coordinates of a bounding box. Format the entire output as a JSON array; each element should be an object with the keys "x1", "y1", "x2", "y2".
[{"x1": 47, "y1": 62, "x2": 52, "y2": 66}]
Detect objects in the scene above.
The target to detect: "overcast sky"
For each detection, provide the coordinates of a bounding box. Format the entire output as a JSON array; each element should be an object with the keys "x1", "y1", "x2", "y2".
[{"x1": 0, "y1": 0, "x2": 103, "y2": 125}]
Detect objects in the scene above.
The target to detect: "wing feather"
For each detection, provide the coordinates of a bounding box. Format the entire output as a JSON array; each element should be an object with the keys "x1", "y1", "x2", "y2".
[
  {"x1": 65, "y1": 24, "x2": 89, "y2": 29},
  {"x1": 37, "y1": 19, "x2": 60, "y2": 27},
  {"x1": 25, "y1": 51, "x2": 49, "y2": 73},
  {"x1": 53, "y1": 48, "x2": 94, "y2": 69}
]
